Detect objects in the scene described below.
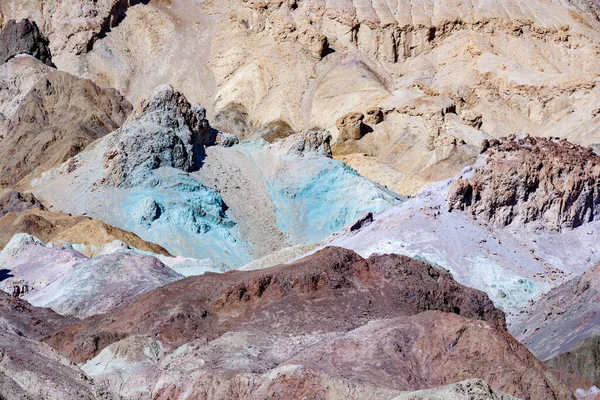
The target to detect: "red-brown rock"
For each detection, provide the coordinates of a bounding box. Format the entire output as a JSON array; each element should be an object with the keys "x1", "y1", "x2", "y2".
[{"x1": 44, "y1": 246, "x2": 505, "y2": 363}]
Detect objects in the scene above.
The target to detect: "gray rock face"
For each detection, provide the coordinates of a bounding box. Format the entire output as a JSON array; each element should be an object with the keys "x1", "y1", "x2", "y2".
[
  {"x1": 101, "y1": 85, "x2": 213, "y2": 187},
  {"x1": 0, "y1": 19, "x2": 53, "y2": 67},
  {"x1": 287, "y1": 130, "x2": 332, "y2": 158}
]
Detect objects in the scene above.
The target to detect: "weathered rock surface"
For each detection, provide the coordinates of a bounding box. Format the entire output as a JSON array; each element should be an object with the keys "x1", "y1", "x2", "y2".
[
  {"x1": 546, "y1": 336, "x2": 600, "y2": 390},
  {"x1": 288, "y1": 311, "x2": 571, "y2": 399},
  {"x1": 0, "y1": 289, "x2": 109, "y2": 399},
  {"x1": 0, "y1": 56, "x2": 131, "y2": 186},
  {"x1": 0, "y1": 0, "x2": 136, "y2": 56},
  {"x1": 0, "y1": 189, "x2": 44, "y2": 217},
  {"x1": 336, "y1": 111, "x2": 365, "y2": 141},
  {"x1": 101, "y1": 85, "x2": 215, "y2": 187},
  {"x1": 514, "y1": 264, "x2": 600, "y2": 361},
  {"x1": 0, "y1": 207, "x2": 170, "y2": 256},
  {"x1": 0, "y1": 233, "x2": 184, "y2": 318},
  {"x1": 7, "y1": 0, "x2": 600, "y2": 195},
  {"x1": 26, "y1": 249, "x2": 183, "y2": 319},
  {"x1": 0, "y1": 329, "x2": 113, "y2": 399},
  {"x1": 40, "y1": 247, "x2": 576, "y2": 399},
  {"x1": 0, "y1": 19, "x2": 53, "y2": 66},
  {"x1": 0, "y1": 233, "x2": 87, "y2": 297},
  {"x1": 448, "y1": 135, "x2": 600, "y2": 231},
  {"x1": 29, "y1": 88, "x2": 400, "y2": 266},
  {"x1": 0, "y1": 290, "x2": 72, "y2": 339},
  {"x1": 45, "y1": 247, "x2": 504, "y2": 363}
]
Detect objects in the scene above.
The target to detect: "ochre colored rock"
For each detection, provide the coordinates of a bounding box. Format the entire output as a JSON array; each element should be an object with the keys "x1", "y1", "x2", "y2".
[{"x1": 336, "y1": 112, "x2": 365, "y2": 141}]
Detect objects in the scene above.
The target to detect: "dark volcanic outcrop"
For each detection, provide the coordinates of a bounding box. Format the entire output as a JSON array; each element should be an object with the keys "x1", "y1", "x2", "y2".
[
  {"x1": 447, "y1": 135, "x2": 600, "y2": 230},
  {"x1": 514, "y1": 264, "x2": 600, "y2": 361},
  {"x1": 45, "y1": 246, "x2": 505, "y2": 363},
  {"x1": 0, "y1": 19, "x2": 53, "y2": 67},
  {"x1": 0, "y1": 56, "x2": 132, "y2": 186}
]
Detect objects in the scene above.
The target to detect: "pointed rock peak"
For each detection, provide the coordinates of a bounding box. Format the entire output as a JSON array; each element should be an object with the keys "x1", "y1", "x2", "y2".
[
  {"x1": 448, "y1": 134, "x2": 600, "y2": 230},
  {"x1": 101, "y1": 85, "x2": 234, "y2": 187},
  {"x1": 133, "y1": 84, "x2": 209, "y2": 141},
  {"x1": 0, "y1": 19, "x2": 54, "y2": 67}
]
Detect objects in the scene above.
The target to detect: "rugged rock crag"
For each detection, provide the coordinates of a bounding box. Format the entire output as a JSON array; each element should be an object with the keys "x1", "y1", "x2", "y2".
[
  {"x1": 0, "y1": 56, "x2": 132, "y2": 186},
  {"x1": 45, "y1": 247, "x2": 505, "y2": 363},
  {"x1": 447, "y1": 135, "x2": 600, "y2": 230},
  {"x1": 0, "y1": 19, "x2": 53, "y2": 66},
  {"x1": 101, "y1": 85, "x2": 219, "y2": 187}
]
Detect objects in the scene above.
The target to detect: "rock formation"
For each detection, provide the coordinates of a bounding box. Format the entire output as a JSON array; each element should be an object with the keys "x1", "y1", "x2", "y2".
[
  {"x1": 0, "y1": 290, "x2": 72, "y2": 338},
  {"x1": 41, "y1": 247, "x2": 578, "y2": 399},
  {"x1": 514, "y1": 264, "x2": 600, "y2": 361},
  {"x1": 26, "y1": 249, "x2": 183, "y2": 319},
  {"x1": 546, "y1": 335, "x2": 600, "y2": 390},
  {"x1": 29, "y1": 85, "x2": 400, "y2": 265},
  {"x1": 0, "y1": 204, "x2": 170, "y2": 256},
  {"x1": 336, "y1": 111, "x2": 365, "y2": 141},
  {"x1": 5, "y1": 0, "x2": 600, "y2": 195},
  {"x1": 0, "y1": 189, "x2": 44, "y2": 217},
  {"x1": 101, "y1": 85, "x2": 213, "y2": 187},
  {"x1": 448, "y1": 135, "x2": 600, "y2": 230},
  {"x1": 286, "y1": 130, "x2": 333, "y2": 157},
  {"x1": 44, "y1": 247, "x2": 505, "y2": 362},
  {"x1": 0, "y1": 56, "x2": 132, "y2": 186},
  {"x1": 0, "y1": 329, "x2": 112, "y2": 399},
  {"x1": 288, "y1": 311, "x2": 571, "y2": 399},
  {"x1": 0, "y1": 19, "x2": 53, "y2": 66}
]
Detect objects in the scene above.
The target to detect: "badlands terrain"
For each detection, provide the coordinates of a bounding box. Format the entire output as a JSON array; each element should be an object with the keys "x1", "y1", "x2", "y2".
[{"x1": 2, "y1": 0, "x2": 600, "y2": 399}]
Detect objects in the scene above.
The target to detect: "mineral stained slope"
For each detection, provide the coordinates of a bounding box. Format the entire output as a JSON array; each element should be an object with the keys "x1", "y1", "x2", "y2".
[{"x1": 43, "y1": 247, "x2": 574, "y2": 399}]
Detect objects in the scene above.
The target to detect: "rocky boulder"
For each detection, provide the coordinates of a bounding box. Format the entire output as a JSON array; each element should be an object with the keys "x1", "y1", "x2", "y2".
[
  {"x1": 336, "y1": 111, "x2": 365, "y2": 141},
  {"x1": 286, "y1": 130, "x2": 332, "y2": 157},
  {"x1": 448, "y1": 135, "x2": 600, "y2": 230},
  {"x1": 0, "y1": 19, "x2": 53, "y2": 66}
]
